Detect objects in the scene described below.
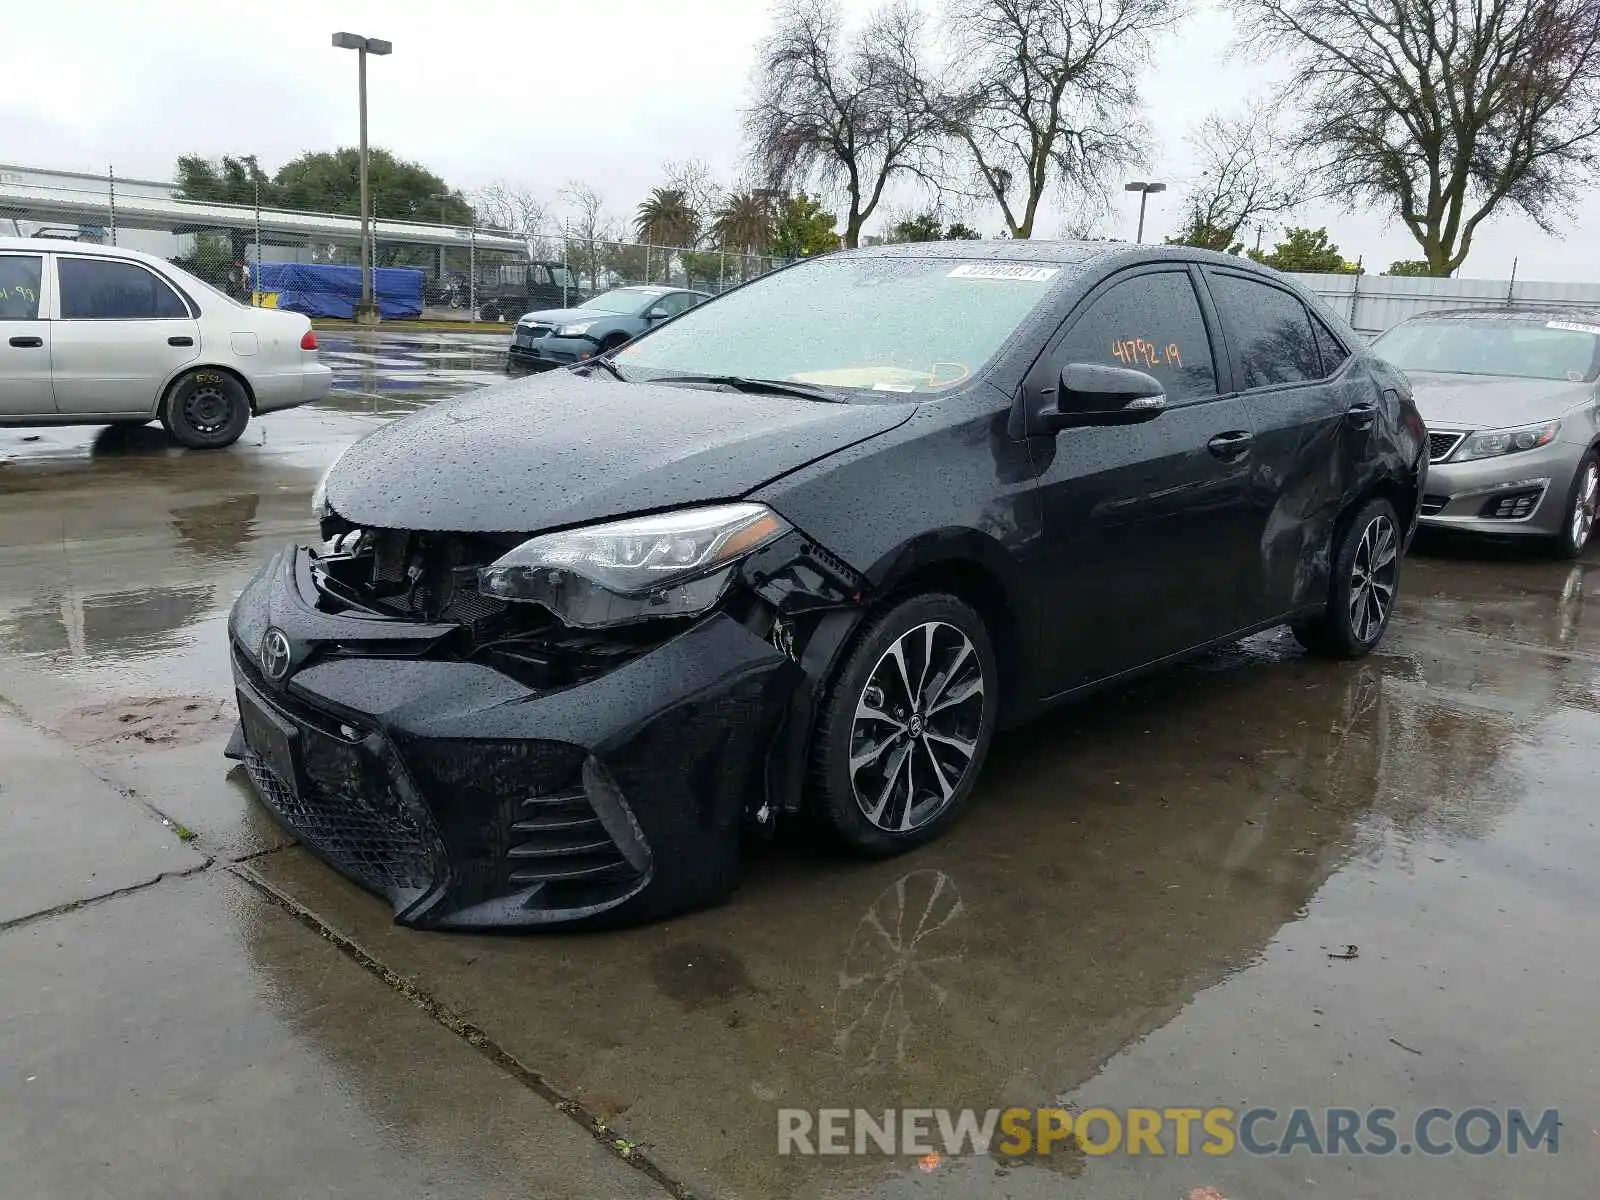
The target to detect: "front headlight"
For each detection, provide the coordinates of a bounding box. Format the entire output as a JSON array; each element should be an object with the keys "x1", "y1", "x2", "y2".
[
  {"x1": 1452, "y1": 420, "x2": 1561, "y2": 462},
  {"x1": 478, "y1": 503, "x2": 791, "y2": 628},
  {"x1": 556, "y1": 321, "x2": 596, "y2": 337}
]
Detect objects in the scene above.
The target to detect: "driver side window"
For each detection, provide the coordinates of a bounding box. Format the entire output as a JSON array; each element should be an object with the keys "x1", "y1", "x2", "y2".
[{"x1": 1057, "y1": 271, "x2": 1218, "y2": 403}]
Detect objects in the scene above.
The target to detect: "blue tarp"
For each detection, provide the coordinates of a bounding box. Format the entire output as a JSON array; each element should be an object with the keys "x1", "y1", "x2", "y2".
[{"x1": 255, "y1": 262, "x2": 424, "y2": 319}]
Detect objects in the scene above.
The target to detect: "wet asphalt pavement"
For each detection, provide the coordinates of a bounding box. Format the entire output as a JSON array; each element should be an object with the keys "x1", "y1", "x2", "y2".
[{"x1": 2, "y1": 330, "x2": 1598, "y2": 1199}]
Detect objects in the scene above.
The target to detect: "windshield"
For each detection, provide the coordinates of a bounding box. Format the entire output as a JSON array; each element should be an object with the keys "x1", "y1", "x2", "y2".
[
  {"x1": 582, "y1": 288, "x2": 658, "y2": 314},
  {"x1": 1372, "y1": 318, "x2": 1600, "y2": 382},
  {"x1": 615, "y1": 256, "x2": 1070, "y2": 394}
]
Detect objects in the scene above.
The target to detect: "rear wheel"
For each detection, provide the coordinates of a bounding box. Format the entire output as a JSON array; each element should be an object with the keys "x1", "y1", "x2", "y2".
[
  {"x1": 1550, "y1": 451, "x2": 1598, "y2": 560},
  {"x1": 809, "y1": 594, "x2": 998, "y2": 856},
  {"x1": 1292, "y1": 498, "x2": 1402, "y2": 658},
  {"x1": 161, "y1": 369, "x2": 250, "y2": 449}
]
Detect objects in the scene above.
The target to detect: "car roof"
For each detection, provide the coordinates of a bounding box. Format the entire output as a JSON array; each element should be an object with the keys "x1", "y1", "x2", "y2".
[
  {"x1": 1403, "y1": 306, "x2": 1600, "y2": 324},
  {"x1": 842, "y1": 238, "x2": 1282, "y2": 273},
  {"x1": 0, "y1": 236, "x2": 168, "y2": 266}
]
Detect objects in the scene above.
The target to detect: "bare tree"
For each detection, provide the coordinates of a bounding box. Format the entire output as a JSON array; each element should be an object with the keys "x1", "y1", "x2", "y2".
[
  {"x1": 1233, "y1": 0, "x2": 1600, "y2": 275},
  {"x1": 662, "y1": 159, "x2": 727, "y2": 238},
  {"x1": 745, "y1": 0, "x2": 948, "y2": 247},
  {"x1": 1170, "y1": 101, "x2": 1301, "y2": 251},
  {"x1": 472, "y1": 181, "x2": 555, "y2": 253},
  {"x1": 559, "y1": 180, "x2": 616, "y2": 290},
  {"x1": 942, "y1": 0, "x2": 1179, "y2": 239}
]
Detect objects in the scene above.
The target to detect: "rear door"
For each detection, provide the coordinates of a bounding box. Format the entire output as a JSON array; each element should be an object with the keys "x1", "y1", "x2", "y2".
[
  {"x1": 1029, "y1": 265, "x2": 1261, "y2": 694},
  {"x1": 49, "y1": 255, "x2": 200, "y2": 416},
  {"x1": 1199, "y1": 269, "x2": 1361, "y2": 620},
  {"x1": 0, "y1": 252, "x2": 54, "y2": 415}
]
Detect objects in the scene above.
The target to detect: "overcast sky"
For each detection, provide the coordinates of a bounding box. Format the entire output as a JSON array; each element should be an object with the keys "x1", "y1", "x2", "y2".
[{"x1": 4, "y1": 0, "x2": 1596, "y2": 280}]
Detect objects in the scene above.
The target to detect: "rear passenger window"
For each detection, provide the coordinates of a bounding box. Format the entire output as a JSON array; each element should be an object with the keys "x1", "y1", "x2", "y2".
[
  {"x1": 1207, "y1": 273, "x2": 1322, "y2": 388},
  {"x1": 1312, "y1": 314, "x2": 1350, "y2": 376},
  {"x1": 0, "y1": 255, "x2": 43, "y2": 320},
  {"x1": 1057, "y1": 270, "x2": 1217, "y2": 402},
  {"x1": 58, "y1": 257, "x2": 189, "y2": 320}
]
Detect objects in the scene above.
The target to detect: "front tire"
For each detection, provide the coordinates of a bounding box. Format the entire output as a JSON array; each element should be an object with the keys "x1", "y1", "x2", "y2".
[
  {"x1": 1551, "y1": 451, "x2": 1598, "y2": 560},
  {"x1": 1292, "y1": 498, "x2": 1402, "y2": 658},
  {"x1": 161, "y1": 369, "x2": 250, "y2": 449},
  {"x1": 809, "y1": 593, "x2": 998, "y2": 857}
]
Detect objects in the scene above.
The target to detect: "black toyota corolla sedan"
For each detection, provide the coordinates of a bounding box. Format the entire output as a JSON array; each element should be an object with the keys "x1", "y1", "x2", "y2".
[{"x1": 226, "y1": 242, "x2": 1427, "y2": 929}]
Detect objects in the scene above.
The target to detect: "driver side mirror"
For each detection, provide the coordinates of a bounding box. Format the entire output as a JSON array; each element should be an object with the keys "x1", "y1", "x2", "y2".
[
  {"x1": 645, "y1": 305, "x2": 669, "y2": 321},
  {"x1": 1040, "y1": 362, "x2": 1167, "y2": 431}
]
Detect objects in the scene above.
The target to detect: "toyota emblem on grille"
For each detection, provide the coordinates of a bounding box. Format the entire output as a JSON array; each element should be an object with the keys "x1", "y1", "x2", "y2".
[{"x1": 260, "y1": 628, "x2": 292, "y2": 683}]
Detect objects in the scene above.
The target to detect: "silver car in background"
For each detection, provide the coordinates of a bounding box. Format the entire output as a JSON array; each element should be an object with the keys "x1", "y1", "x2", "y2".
[
  {"x1": 0, "y1": 238, "x2": 332, "y2": 449},
  {"x1": 1370, "y1": 308, "x2": 1600, "y2": 557}
]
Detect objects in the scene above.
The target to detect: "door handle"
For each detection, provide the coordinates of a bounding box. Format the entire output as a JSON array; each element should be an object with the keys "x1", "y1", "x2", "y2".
[
  {"x1": 7, "y1": 336, "x2": 43, "y2": 348},
  {"x1": 168, "y1": 335, "x2": 194, "y2": 347},
  {"x1": 1207, "y1": 430, "x2": 1253, "y2": 459},
  {"x1": 1346, "y1": 401, "x2": 1377, "y2": 430}
]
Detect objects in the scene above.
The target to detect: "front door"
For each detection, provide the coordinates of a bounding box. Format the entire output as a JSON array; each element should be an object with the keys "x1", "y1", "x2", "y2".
[
  {"x1": 1200, "y1": 269, "x2": 1360, "y2": 620},
  {"x1": 49, "y1": 255, "x2": 200, "y2": 416},
  {"x1": 0, "y1": 252, "x2": 55, "y2": 416},
  {"x1": 1029, "y1": 266, "x2": 1260, "y2": 694}
]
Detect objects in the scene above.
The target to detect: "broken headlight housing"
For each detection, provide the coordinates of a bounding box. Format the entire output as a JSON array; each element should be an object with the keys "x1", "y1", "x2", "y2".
[{"x1": 478, "y1": 503, "x2": 790, "y2": 628}]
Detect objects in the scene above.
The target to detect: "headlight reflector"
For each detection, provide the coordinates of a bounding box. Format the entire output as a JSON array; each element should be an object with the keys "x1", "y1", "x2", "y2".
[
  {"x1": 1452, "y1": 420, "x2": 1560, "y2": 461},
  {"x1": 556, "y1": 321, "x2": 596, "y2": 337},
  {"x1": 479, "y1": 503, "x2": 790, "y2": 627}
]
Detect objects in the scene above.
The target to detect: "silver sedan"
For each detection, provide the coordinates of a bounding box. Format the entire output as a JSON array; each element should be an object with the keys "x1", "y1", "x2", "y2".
[
  {"x1": 0, "y1": 237, "x2": 332, "y2": 449},
  {"x1": 1370, "y1": 308, "x2": 1600, "y2": 557}
]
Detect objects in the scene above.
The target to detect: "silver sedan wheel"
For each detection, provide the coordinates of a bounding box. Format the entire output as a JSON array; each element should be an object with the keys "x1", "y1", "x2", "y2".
[
  {"x1": 1348, "y1": 513, "x2": 1399, "y2": 643},
  {"x1": 1570, "y1": 461, "x2": 1598, "y2": 552},
  {"x1": 849, "y1": 621, "x2": 986, "y2": 833}
]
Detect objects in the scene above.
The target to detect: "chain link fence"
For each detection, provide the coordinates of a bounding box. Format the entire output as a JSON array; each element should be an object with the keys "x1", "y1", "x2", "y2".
[{"x1": 2, "y1": 168, "x2": 791, "y2": 323}]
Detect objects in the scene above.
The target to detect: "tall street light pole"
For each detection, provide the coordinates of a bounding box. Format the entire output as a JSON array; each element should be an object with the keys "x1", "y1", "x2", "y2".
[
  {"x1": 332, "y1": 32, "x2": 392, "y2": 326},
  {"x1": 1124, "y1": 181, "x2": 1167, "y2": 244}
]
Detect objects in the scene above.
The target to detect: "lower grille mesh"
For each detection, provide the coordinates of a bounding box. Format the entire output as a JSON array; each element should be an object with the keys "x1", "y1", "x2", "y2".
[{"x1": 244, "y1": 743, "x2": 443, "y2": 897}]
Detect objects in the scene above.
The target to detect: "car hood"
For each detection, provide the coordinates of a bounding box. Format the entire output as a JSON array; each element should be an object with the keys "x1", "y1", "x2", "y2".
[
  {"x1": 518, "y1": 306, "x2": 614, "y2": 325},
  {"x1": 323, "y1": 373, "x2": 917, "y2": 533},
  {"x1": 1406, "y1": 371, "x2": 1591, "y2": 430}
]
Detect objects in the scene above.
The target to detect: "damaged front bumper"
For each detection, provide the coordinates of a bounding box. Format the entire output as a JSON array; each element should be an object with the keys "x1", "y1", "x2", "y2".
[{"x1": 227, "y1": 545, "x2": 811, "y2": 928}]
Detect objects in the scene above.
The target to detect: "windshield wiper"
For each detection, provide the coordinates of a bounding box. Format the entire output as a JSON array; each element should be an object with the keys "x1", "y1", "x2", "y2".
[
  {"x1": 574, "y1": 357, "x2": 628, "y2": 382},
  {"x1": 645, "y1": 374, "x2": 844, "y2": 402}
]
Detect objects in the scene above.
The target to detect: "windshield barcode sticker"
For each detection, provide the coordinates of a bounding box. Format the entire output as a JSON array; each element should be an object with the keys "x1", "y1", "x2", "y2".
[
  {"x1": 947, "y1": 264, "x2": 1060, "y2": 283},
  {"x1": 1546, "y1": 320, "x2": 1600, "y2": 335}
]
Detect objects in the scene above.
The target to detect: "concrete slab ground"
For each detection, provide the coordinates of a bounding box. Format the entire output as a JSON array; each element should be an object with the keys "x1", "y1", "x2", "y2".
[
  {"x1": 0, "y1": 709, "x2": 206, "y2": 927},
  {"x1": 0, "y1": 871, "x2": 669, "y2": 1200}
]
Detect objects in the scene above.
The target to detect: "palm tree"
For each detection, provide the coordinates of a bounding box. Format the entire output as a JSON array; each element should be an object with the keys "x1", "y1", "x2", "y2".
[
  {"x1": 634, "y1": 188, "x2": 700, "y2": 281},
  {"x1": 711, "y1": 192, "x2": 774, "y2": 256}
]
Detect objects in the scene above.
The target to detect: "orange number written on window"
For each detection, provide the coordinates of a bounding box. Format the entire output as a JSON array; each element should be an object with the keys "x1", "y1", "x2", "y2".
[{"x1": 1111, "y1": 338, "x2": 1182, "y2": 369}]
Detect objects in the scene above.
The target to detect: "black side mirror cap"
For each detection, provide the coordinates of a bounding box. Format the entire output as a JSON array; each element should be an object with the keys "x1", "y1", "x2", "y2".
[{"x1": 1041, "y1": 363, "x2": 1168, "y2": 431}]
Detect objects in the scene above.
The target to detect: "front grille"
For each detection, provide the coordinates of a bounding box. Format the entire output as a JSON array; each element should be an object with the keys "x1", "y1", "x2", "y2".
[
  {"x1": 507, "y1": 784, "x2": 634, "y2": 886},
  {"x1": 516, "y1": 324, "x2": 553, "y2": 344},
  {"x1": 238, "y1": 679, "x2": 447, "y2": 899},
  {"x1": 1420, "y1": 494, "x2": 1449, "y2": 516},
  {"x1": 1428, "y1": 430, "x2": 1465, "y2": 462},
  {"x1": 244, "y1": 742, "x2": 444, "y2": 896}
]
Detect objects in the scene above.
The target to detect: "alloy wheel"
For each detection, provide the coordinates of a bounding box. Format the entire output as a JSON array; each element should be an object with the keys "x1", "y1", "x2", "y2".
[
  {"x1": 1348, "y1": 514, "x2": 1399, "y2": 644},
  {"x1": 184, "y1": 385, "x2": 232, "y2": 435},
  {"x1": 849, "y1": 621, "x2": 986, "y2": 833},
  {"x1": 1571, "y1": 462, "x2": 1598, "y2": 552}
]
